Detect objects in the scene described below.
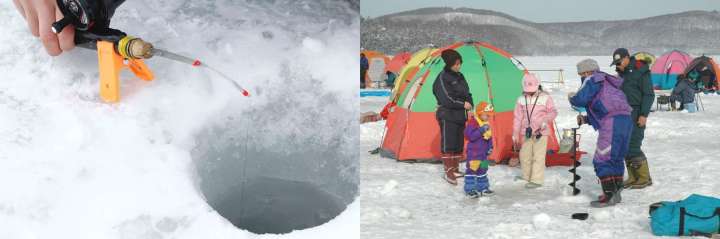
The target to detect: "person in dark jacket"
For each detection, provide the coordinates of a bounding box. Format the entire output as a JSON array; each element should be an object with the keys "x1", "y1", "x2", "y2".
[
  {"x1": 670, "y1": 75, "x2": 699, "y2": 112},
  {"x1": 385, "y1": 71, "x2": 397, "y2": 89},
  {"x1": 432, "y1": 49, "x2": 473, "y2": 185},
  {"x1": 361, "y1": 53, "x2": 369, "y2": 89},
  {"x1": 611, "y1": 48, "x2": 654, "y2": 189},
  {"x1": 698, "y1": 66, "x2": 717, "y2": 93}
]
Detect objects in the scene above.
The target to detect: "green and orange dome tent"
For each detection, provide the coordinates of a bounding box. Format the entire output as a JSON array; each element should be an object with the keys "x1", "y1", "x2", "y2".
[
  {"x1": 389, "y1": 48, "x2": 436, "y2": 103},
  {"x1": 380, "y1": 41, "x2": 575, "y2": 165},
  {"x1": 379, "y1": 48, "x2": 436, "y2": 119},
  {"x1": 384, "y1": 52, "x2": 412, "y2": 74}
]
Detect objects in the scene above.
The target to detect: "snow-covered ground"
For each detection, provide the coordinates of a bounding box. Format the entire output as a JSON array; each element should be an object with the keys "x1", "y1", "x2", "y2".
[
  {"x1": 361, "y1": 56, "x2": 720, "y2": 238},
  {"x1": 0, "y1": 1, "x2": 358, "y2": 238}
]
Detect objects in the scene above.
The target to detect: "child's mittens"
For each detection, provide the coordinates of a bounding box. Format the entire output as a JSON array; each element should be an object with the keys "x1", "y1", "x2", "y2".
[{"x1": 483, "y1": 128, "x2": 492, "y2": 140}]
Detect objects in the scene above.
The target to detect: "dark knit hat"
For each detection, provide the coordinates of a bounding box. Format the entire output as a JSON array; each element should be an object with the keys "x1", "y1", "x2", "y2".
[{"x1": 441, "y1": 49, "x2": 462, "y2": 67}]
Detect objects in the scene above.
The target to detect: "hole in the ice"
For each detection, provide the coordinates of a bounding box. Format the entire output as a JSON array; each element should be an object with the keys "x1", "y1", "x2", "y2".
[
  {"x1": 192, "y1": 116, "x2": 355, "y2": 234},
  {"x1": 210, "y1": 176, "x2": 345, "y2": 234}
]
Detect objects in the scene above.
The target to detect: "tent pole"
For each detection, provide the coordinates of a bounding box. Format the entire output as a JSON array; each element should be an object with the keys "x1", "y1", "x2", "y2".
[{"x1": 473, "y1": 44, "x2": 495, "y2": 107}]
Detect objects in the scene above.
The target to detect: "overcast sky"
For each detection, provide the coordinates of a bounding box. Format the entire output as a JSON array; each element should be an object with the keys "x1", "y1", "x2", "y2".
[{"x1": 361, "y1": 0, "x2": 720, "y2": 22}]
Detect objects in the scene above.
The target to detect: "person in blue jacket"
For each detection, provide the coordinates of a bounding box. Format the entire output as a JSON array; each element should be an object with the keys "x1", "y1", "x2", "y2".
[
  {"x1": 569, "y1": 59, "x2": 634, "y2": 207},
  {"x1": 361, "y1": 53, "x2": 369, "y2": 89}
]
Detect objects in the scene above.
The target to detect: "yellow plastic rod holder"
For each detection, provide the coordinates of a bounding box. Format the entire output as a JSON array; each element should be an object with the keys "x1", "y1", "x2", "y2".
[{"x1": 97, "y1": 40, "x2": 154, "y2": 103}]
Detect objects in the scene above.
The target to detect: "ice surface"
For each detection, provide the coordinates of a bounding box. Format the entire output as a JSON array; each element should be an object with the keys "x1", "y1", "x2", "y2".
[
  {"x1": 0, "y1": 0, "x2": 359, "y2": 238},
  {"x1": 361, "y1": 56, "x2": 720, "y2": 238}
]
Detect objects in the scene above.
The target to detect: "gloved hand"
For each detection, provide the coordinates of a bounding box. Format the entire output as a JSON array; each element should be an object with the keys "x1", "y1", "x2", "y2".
[
  {"x1": 567, "y1": 92, "x2": 577, "y2": 101},
  {"x1": 534, "y1": 122, "x2": 545, "y2": 139},
  {"x1": 576, "y1": 115, "x2": 587, "y2": 126}
]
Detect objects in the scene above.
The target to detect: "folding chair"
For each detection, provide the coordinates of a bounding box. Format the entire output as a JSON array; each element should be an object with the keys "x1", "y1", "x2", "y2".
[
  {"x1": 695, "y1": 92, "x2": 705, "y2": 111},
  {"x1": 656, "y1": 95, "x2": 671, "y2": 112}
]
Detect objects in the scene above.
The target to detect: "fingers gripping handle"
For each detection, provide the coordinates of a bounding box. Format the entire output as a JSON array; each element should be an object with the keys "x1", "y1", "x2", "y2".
[{"x1": 52, "y1": 17, "x2": 73, "y2": 34}]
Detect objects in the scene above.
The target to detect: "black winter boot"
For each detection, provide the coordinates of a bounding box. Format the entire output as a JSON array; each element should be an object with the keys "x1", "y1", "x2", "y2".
[{"x1": 590, "y1": 176, "x2": 622, "y2": 208}]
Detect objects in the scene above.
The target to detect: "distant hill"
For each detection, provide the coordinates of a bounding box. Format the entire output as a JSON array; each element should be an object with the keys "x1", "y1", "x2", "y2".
[{"x1": 361, "y1": 8, "x2": 720, "y2": 56}]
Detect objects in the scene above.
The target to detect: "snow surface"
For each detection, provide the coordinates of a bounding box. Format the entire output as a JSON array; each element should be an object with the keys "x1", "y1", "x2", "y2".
[
  {"x1": 0, "y1": 0, "x2": 358, "y2": 238},
  {"x1": 361, "y1": 56, "x2": 720, "y2": 238}
]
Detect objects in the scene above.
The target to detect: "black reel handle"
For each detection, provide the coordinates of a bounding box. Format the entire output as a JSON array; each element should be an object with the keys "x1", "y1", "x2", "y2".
[
  {"x1": 51, "y1": 17, "x2": 73, "y2": 34},
  {"x1": 53, "y1": 0, "x2": 127, "y2": 44}
]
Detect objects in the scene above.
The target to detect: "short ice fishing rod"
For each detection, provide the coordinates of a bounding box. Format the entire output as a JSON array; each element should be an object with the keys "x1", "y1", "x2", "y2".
[{"x1": 51, "y1": 0, "x2": 250, "y2": 102}]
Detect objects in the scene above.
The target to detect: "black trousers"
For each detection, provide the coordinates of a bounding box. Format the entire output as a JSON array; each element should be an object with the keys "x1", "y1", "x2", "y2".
[
  {"x1": 360, "y1": 69, "x2": 367, "y2": 88},
  {"x1": 438, "y1": 119, "x2": 465, "y2": 154}
]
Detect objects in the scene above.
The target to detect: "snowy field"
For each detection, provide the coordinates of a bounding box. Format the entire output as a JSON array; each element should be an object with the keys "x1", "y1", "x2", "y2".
[
  {"x1": 361, "y1": 56, "x2": 720, "y2": 238},
  {"x1": 0, "y1": 1, "x2": 358, "y2": 238}
]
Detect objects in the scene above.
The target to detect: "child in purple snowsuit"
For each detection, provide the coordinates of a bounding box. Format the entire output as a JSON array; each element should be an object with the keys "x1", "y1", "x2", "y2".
[
  {"x1": 569, "y1": 59, "x2": 633, "y2": 208},
  {"x1": 463, "y1": 102, "x2": 494, "y2": 198}
]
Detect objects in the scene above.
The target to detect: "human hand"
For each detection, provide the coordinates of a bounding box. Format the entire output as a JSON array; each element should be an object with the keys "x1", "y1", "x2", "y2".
[
  {"x1": 13, "y1": 0, "x2": 75, "y2": 56},
  {"x1": 637, "y1": 116, "x2": 647, "y2": 127},
  {"x1": 464, "y1": 101, "x2": 472, "y2": 110}
]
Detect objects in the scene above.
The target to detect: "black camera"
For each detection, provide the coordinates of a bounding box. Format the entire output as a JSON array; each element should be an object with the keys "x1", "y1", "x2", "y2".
[{"x1": 525, "y1": 127, "x2": 532, "y2": 139}]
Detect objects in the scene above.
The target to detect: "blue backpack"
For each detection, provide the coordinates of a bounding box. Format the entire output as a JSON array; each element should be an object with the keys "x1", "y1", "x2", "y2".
[{"x1": 650, "y1": 194, "x2": 720, "y2": 236}]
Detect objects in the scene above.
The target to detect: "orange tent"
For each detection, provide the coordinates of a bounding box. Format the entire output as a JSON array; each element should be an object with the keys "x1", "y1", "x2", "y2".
[
  {"x1": 681, "y1": 55, "x2": 720, "y2": 92},
  {"x1": 384, "y1": 52, "x2": 412, "y2": 74}
]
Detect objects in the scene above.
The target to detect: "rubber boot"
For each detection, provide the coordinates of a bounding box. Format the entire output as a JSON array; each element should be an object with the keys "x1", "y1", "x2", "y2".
[
  {"x1": 441, "y1": 154, "x2": 457, "y2": 185},
  {"x1": 590, "y1": 176, "x2": 621, "y2": 208},
  {"x1": 630, "y1": 159, "x2": 652, "y2": 189},
  {"x1": 614, "y1": 176, "x2": 623, "y2": 202},
  {"x1": 452, "y1": 154, "x2": 464, "y2": 178},
  {"x1": 622, "y1": 159, "x2": 637, "y2": 189},
  {"x1": 597, "y1": 176, "x2": 624, "y2": 200}
]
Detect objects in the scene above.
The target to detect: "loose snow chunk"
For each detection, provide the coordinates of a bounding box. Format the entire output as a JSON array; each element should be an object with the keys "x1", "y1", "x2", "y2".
[
  {"x1": 302, "y1": 37, "x2": 324, "y2": 53},
  {"x1": 533, "y1": 213, "x2": 552, "y2": 230},
  {"x1": 380, "y1": 180, "x2": 399, "y2": 195}
]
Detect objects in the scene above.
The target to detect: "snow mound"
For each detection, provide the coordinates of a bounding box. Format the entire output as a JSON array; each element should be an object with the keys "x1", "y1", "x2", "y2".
[{"x1": 533, "y1": 213, "x2": 552, "y2": 230}]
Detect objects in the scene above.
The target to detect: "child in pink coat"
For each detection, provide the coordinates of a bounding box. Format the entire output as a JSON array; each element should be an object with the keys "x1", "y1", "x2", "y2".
[{"x1": 512, "y1": 73, "x2": 558, "y2": 188}]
